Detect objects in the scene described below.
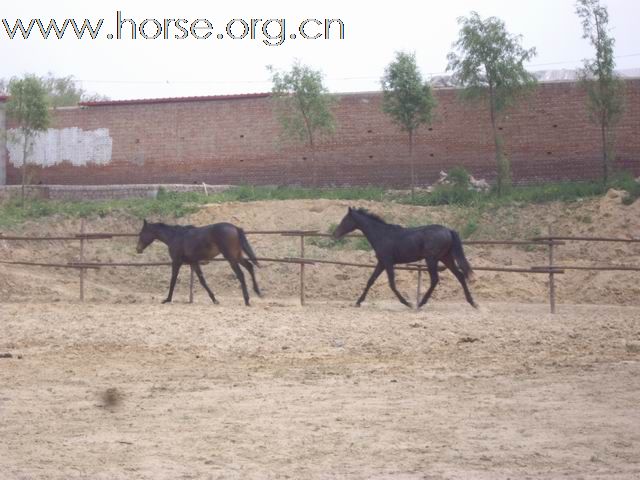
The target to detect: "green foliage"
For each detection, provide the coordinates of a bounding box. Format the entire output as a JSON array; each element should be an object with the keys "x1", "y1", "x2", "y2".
[
  {"x1": 381, "y1": 51, "x2": 437, "y2": 196},
  {"x1": 446, "y1": 12, "x2": 537, "y2": 112},
  {"x1": 268, "y1": 61, "x2": 336, "y2": 149},
  {"x1": 1, "y1": 177, "x2": 638, "y2": 229},
  {"x1": 41, "y1": 73, "x2": 108, "y2": 107},
  {"x1": 447, "y1": 166, "x2": 471, "y2": 188},
  {"x1": 352, "y1": 237, "x2": 373, "y2": 251},
  {"x1": 381, "y1": 51, "x2": 437, "y2": 135},
  {"x1": 208, "y1": 185, "x2": 386, "y2": 202},
  {"x1": 1, "y1": 73, "x2": 108, "y2": 107},
  {"x1": 6, "y1": 75, "x2": 51, "y2": 203},
  {"x1": 6, "y1": 75, "x2": 50, "y2": 135},
  {"x1": 461, "y1": 218, "x2": 479, "y2": 239},
  {"x1": 608, "y1": 171, "x2": 640, "y2": 204},
  {"x1": 447, "y1": 11, "x2": 536, "y2": 196},
  {"x1": 575, "y1": 0, "x2": 626, "y2": 183}
]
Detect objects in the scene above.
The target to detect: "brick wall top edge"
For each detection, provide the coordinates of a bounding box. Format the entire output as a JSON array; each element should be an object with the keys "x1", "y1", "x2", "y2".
[
  {"x1": 79, "y1": 92, "x2": 272, "y2": 107},
  {"x1": 76, "y1": 78, "x2": 640, "y2": 108}
]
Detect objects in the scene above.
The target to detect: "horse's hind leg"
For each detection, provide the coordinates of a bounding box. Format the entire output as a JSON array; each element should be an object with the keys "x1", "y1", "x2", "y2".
[
  {"x1": 239, "y1": 258, "x2": 262, "y2": 297},
  {"x1": 229, "y1": 260, "x2": 251, "y2": 306},
  {"x1": 192, "y1": 263, "x2": 219, "y2": 304},
  {"x1": 385, "y1": 265, "x2": 412, "y2": 308},
  {"x1": 418, "y1": 258, "x2": 440, "y2": 308},
  {"x1": 163, "y1": 261, "x2": 182, "y2": 304},
  {"x1": 441, "y1": 254, "x2": 477, "y2": 308}
]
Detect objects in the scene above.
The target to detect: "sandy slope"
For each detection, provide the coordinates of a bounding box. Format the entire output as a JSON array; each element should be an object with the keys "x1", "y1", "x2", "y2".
[{"x1": 1, "y1": 192, "x2": 639, "y2": 306}]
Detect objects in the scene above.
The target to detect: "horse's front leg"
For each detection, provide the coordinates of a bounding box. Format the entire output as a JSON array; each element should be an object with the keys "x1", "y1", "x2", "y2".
[
  {"x1": 163, "y1": 261, "x2": 182, "y2": 304},
  {"x1": 356, "y1": 262, "x2": 384, "y2": 307}
]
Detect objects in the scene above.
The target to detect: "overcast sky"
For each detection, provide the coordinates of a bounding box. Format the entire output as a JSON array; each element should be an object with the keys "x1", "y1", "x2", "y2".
[{"x1": 1, "y1": 0, "x2": 639, "y2": 100}]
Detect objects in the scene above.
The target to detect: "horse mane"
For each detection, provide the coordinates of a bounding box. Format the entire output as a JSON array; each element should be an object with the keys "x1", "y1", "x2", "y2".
[
  {"x1": 353, "y1": 208, "x2": 402, "y2": 229},
  {"x1": 152, "y1": 222, "x2": 196, "y2": 231}
]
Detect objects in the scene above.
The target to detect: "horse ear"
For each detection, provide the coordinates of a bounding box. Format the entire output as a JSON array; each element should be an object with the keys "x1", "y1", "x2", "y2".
[
  {"x1": 143, "y1": 219, "x2": 148, "y2": 226},
  {"x1": 348, "y1": 206, "x2": 353, "y2": 212}
]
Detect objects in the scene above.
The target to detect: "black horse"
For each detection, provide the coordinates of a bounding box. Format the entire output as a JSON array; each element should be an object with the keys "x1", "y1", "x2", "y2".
[
  {"x1": 333, "y1": 207, "x2": 477, "y2": 309},
  {"x1": 136, "y1": 220, "x2": 261, "y2": 306}
]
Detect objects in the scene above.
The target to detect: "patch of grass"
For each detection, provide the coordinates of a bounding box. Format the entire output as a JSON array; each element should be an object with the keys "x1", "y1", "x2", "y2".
[
  {"x1": 406, "y1": 215, "x2": 432, "y2": 228},
  {"x1": 307, "y1": 223, "x2": 348, "y2": 249},
  {"x1": 1, "y1": 173, "x2": 637, "y2": 228},
  {"x1": 208, "y1": 185, "x2": 386, "y2": 203},
  {"x1": 609, "y1": 171, "x2": 640, "y2": 205},
  {"x1": 0, "y1": 190, "x2": 206, "y2": 228},
  {"x1": 352, "y1": 237, "x2": 372, "y2": 251},
  {"x1": 401, "y1": 174, "x2": 639, "y2": 208},
  {"x1": 407, "y1": 184, "x2": 482, "y2": 207},
  {"x1": 461, "y1": 218, "x2": 479, "y2": 238}
]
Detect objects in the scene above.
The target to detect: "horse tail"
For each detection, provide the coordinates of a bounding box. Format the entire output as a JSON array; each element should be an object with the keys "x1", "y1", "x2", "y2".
[
  {"x1": 239, "y1": 228, "x2": 259, "y2": 266},
  {"x1": 450, "y1": 229, "x2": 473, "y2": 280}
]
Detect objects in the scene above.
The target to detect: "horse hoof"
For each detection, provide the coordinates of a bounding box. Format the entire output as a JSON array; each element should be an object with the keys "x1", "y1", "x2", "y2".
[
  {"x1": 355, "y1": 302, "x2": 362, "y2": 308},
  {"x1": 213, "y1": 299, "x2": 219, "y2": 305},
  {"x1": 162, "y1": 299, "x2": 171, "y2": 304}
]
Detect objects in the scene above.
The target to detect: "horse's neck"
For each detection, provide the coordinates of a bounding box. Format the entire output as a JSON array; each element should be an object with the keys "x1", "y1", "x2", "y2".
[
  {"x1": 353, "y1": 215, "x2": 393, "y2": 248},
  {"x1": 154, "y1": 225, "x2": 180, "y2": 246}
]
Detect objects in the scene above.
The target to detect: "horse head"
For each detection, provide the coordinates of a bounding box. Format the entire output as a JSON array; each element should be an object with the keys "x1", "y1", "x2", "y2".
[
  {"x1": 136, "y1": 219, "x2": 156, "y2": 254},
  {"x1": 333, "y1": 207, "x2": 359, "y2": 239}
]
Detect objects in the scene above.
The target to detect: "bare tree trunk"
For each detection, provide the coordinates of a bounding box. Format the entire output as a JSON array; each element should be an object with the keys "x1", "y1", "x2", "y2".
[
  {"x1": 302, "y1": 111, "x2": 318, "y2": 187},
  {"x1": 409, "y1": 129, "x2": 415, "y2": 199},
  {"x1": 21, "y1": 133, "x2": 28, "y2": 206},
  {"x1": 488, "y1": 88, "x2": 503, "y2": 196},
  {"x1": 601, "y1": 113, "x2": 608, "y2": 185}
]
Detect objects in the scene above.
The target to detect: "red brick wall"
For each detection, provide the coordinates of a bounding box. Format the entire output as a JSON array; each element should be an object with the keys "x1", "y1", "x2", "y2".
[{"x1": 5, "y1": 80, "x2": 640, "y2": 187}]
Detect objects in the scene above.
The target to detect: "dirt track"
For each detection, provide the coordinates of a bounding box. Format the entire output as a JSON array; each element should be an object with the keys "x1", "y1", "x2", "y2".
[{"x1": 1, "y1": 299, "x2": 639, "y2": 479}]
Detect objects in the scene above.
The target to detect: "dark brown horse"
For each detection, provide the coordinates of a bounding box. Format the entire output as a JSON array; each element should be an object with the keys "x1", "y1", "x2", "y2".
[
  {"x1": 136, "y1": 220, "x2": 261, "y2": 306},
  {"x1": 333, "y1": 207, "x2": 477, "y2": 309}
]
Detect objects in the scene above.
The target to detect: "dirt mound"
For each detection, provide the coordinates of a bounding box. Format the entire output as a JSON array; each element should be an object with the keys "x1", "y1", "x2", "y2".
[{"x1": 1, "y1": 196, "x2": 639, "y2": 306}]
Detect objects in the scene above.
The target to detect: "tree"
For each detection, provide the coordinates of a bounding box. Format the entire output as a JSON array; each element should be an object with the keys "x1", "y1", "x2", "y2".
[
  {"x1": 576, "y1": 0, "x2": 625, "y2": 184},
  {"x1": 447, "y1": 12, "x2": 536, "y2": 195},
  {"x1": 381, "y1": 51, "x2": 437, "y2": 197},
  {"x1": 6, "y1": 75, "x2": 50, "y2": 204},
  {"x1": 1, "y1": 73, "x2": 108, "y2": 107},
  {"x1": 267, "y1": 61, "x2": 336, "y2": 185}
]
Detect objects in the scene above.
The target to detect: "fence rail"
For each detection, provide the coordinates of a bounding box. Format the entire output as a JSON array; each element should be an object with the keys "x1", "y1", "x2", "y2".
[{"x1": 1, "y1": 228, "x2": 639, "y2": 312}]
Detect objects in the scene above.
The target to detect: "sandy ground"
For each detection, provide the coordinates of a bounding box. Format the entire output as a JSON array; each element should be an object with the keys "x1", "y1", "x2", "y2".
[{"x1": 1, "y1": 299, "x2": 640, "y2": 479}]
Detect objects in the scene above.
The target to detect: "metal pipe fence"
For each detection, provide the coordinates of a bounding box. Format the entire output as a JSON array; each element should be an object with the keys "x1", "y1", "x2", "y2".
[{"x1": 1, "y1": 228, "x2": 639, "y2": 312}]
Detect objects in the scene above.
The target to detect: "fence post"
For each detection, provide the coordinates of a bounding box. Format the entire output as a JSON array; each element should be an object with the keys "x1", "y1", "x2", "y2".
[
  {"x1": 300, "y1": 234, "x2": 306, "y2": 306},
  {"x1": 79, "y1": 219, "x2": 85, "y2": 302},
  {"x1": 548, "y1": 225, "x2": 556, "y2": 314},
  {"x1": 189, "y1": 266, "x2": 194, "y2": 303},
  {"x1": 416, "y1": 267, "x2": 422, "y2": 310}
]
